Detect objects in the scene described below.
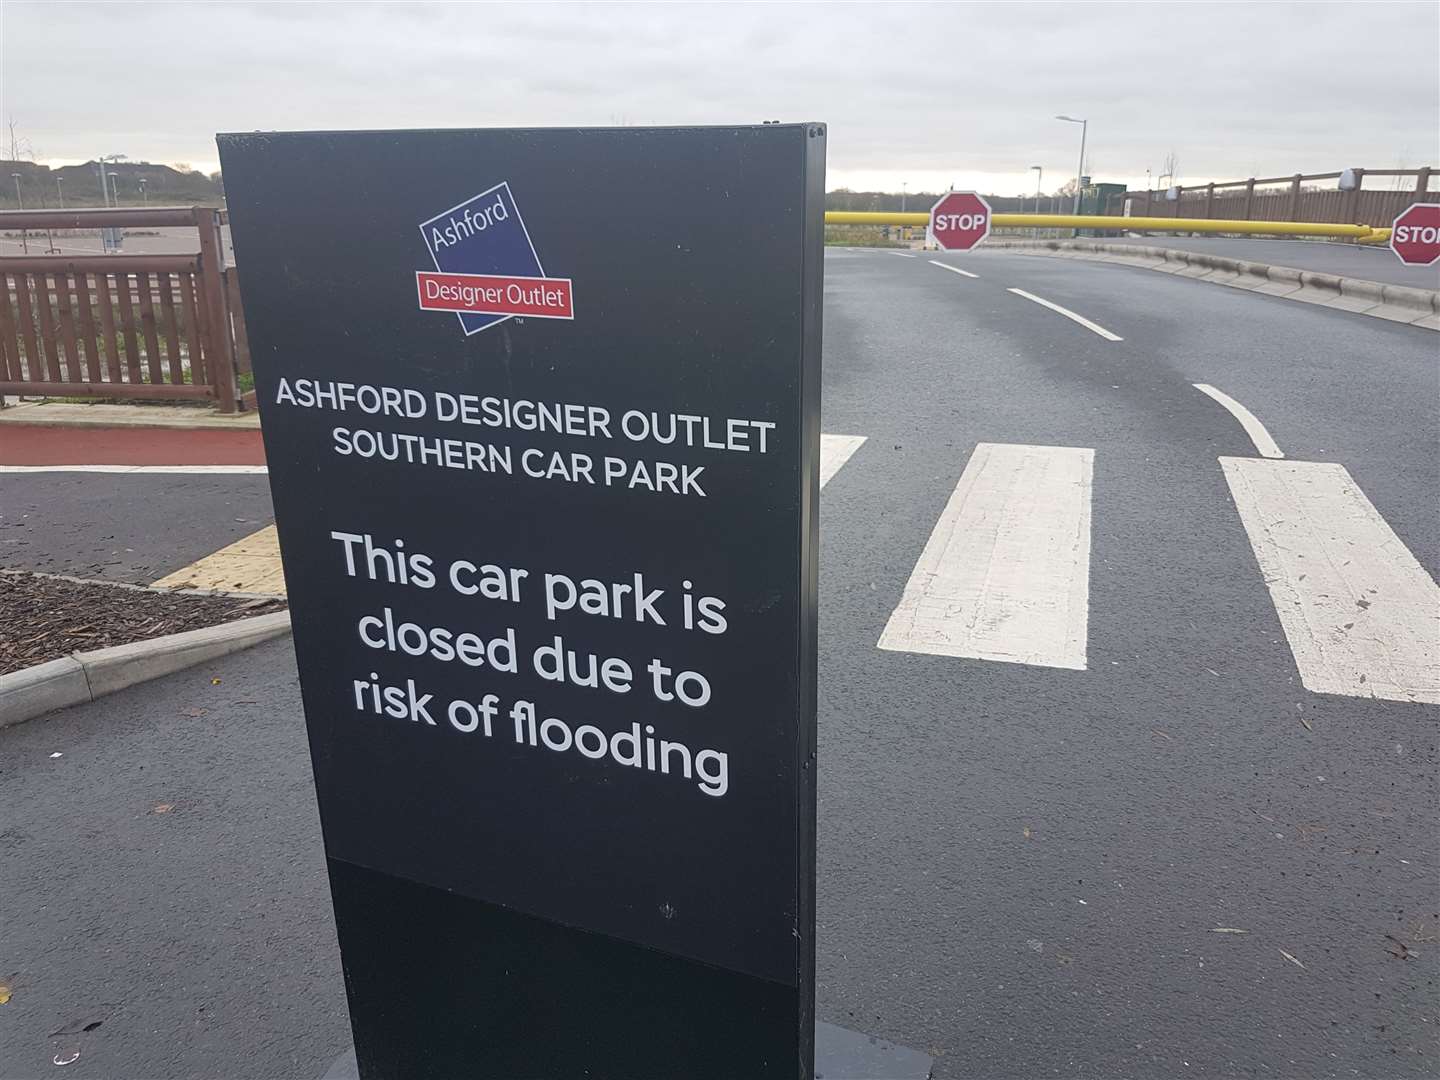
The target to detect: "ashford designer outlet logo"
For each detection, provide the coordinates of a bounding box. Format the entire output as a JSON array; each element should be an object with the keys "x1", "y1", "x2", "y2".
[{"x1": 416, "y1": 181, "x2": 574, "y2": 336}]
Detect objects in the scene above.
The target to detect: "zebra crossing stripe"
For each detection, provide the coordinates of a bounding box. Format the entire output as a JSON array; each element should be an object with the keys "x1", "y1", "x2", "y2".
[
  {"x1": 878, "y1": 443, "x2": 1093, "y2": 670},
  {"x1": 1221, "y1": 457, "x2": 1440, "y2": 704},
  {"x1": 819, "y1": 434, "x2": 866, "y2": 488}
]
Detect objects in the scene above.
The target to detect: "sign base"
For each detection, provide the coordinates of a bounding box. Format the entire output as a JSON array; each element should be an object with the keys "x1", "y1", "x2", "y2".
[{"x1": 323, "y1": 1021, "x2": 933, "y2": 1079}]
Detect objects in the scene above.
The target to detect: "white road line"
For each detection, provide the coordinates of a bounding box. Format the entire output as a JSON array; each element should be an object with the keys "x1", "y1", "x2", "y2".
[
  {"x1": 819, "y1": 434, "x2": 866, "y2": 488},
  {"x1": 1221, "y1": 456, "x2": 1439, "y2": 704},
  {"x1": 0, "y1": 464, "x2": 269, "y2": 474},
  {"x1": 928, "y1": 260, "x2": 979, "y2": 279},
  {"x1": 1006, "y1": 288, "x2": 1123, "y2": 341},
  {"x1": 1193, "y1": 384, "x2": 1284, "y2": 459},
  {"x1": 885, "y1": 250, "x2": 918, "y2": 258},
  {"x1": 878, "y1": 443, "x2": 1093, "y2": 670}
]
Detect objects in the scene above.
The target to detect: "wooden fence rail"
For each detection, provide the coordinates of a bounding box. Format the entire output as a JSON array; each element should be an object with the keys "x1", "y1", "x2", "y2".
[
  {"x1": 1115, "y1": 167, "x2": 1436, "y2": 228},
  {"x1": 0, "y1": 207, "x2": 243, "y2": 411}
]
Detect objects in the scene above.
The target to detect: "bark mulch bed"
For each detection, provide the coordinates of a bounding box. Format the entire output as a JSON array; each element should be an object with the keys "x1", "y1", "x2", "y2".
[{"x1": 1, "y1": 571, "x2": 287, "y2": 677}]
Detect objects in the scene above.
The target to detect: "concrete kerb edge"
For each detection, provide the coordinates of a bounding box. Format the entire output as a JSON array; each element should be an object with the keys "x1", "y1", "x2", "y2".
[
  {"x1": 979, "y1": 239, "x2": 1437, "y2": 327},
  {"x1": 0, "y1": 610, "x2": 292, "y2": 729},
  {"x1": 0, "y1": 657, "x2": 91, "y2": 727}
]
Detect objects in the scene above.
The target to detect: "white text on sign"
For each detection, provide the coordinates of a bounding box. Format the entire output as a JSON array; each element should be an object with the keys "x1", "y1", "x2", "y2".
[{"x1": 934, "y1": 214, "x2": 987, "y2": 232}]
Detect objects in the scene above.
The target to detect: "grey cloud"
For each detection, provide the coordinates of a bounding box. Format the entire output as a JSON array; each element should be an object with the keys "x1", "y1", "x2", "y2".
[{"x1": 3, "y1": 0, "x2": 1435, "y2": 186}]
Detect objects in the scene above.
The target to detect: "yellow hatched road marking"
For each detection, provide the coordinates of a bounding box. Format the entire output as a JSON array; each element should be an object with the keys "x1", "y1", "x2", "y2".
[{"x1": 152, "y1": 524, "x2": 286, "y2": 596}]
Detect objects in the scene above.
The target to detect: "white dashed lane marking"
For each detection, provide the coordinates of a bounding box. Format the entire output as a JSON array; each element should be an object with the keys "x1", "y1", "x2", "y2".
[
  {"x1": 1006, "y1": 288, "x2": 1123, "y2": 341},
  {"x1": 928, "y1": 260, "x2": 979, "y2": 279},
  {"x1": 1193, "y1": 384, "x2": 1285, "y2": 459}
]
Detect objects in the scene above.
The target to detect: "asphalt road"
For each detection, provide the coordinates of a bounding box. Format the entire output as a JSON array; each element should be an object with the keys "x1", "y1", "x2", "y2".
[
  {"x1": 0, "y1": 640, "x2": 350, "y2": 1079},
  {"x1": 0, "y1": 473, "x2": 273, "y2": 583},
  {"x1": 0, "y1": 225, "x2": 236, "y2": 262},
  {"x1": 1, "y1": 252, "x2": 1436, "y2": 1079},
  {"x1": 1096, "y1": 234, "x2": 1440, "y2": 290}
]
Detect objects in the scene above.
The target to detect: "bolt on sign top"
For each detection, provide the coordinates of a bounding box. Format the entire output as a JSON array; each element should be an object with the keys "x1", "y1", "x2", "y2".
[
  {"x1": 928, "y1": 190, "x2": 992, "y2": 251},
  {"x1": 1390, "y1": 202, "x2": 1440, "y2": 266}
]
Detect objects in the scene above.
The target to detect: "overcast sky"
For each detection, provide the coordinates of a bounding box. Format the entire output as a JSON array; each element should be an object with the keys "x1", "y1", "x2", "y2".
[{"x1": 3, "y1": 1, "x2": 1437, "y2": 195}]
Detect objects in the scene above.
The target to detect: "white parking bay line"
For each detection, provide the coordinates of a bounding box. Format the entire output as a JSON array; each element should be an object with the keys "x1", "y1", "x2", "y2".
[
  {"x1": 885, "y1": 250, "x2": 918, "y2": 258},
  {"x1": 819, "y1": 434, "x2": 866, "y2": 488},
  {"x1": 1007, "y1": 288, "x2": 1123, "y2": 341},
  {"x1": 878, "y1": 443, "x2": 1093, "y2": 670},
  {"x1": 928, "y1": 260, "x2": 979, "y2": 279},
  {"x1": 1193, "y1": 384, "x2": 1284, "y2": 459},
  {"x1": 1221, "y1": 456, "x2": 1440, "y2": 704}
]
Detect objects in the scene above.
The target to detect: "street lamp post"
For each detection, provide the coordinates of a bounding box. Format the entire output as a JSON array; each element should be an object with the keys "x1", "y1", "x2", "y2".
[
  {"x1": 10, "y1": 172, "x2": 28, "y2": 253},
  {"x1": 97, "y1": 155, "x2": 127, "y2": 252},
  {"x1": 139, "y1": 177, "x2": 148, "y2": 205},
  {"x1": 56, "y1": 175, "x2": 64, "y2": 208},
  {"x1": 1054, "y1": 114, "x2": 1088, "y2": 216},
  {"x1": 1029, "y1": 165, "x2": 1043, "y2": 213},
  {"x1": 900, "y1": 181, "x2": 907, "y2": 213}
]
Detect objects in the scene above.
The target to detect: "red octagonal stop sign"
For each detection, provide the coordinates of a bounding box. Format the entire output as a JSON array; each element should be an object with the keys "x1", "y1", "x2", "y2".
[
  {"x1": 1390, "y1": 202, "x2": 1440, "y2": 266},
  {"x1": 928, "y1": 191, "x2": 991, "y2": 251}
]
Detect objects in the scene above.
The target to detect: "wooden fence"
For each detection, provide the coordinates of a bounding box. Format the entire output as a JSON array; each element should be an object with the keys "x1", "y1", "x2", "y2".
[
  {"x1": 0, "y1": 207, "x2": 248, "y2": 412},
  {"x1": 1115, "y1": 168, "x2": 1437, "y2": 228}
]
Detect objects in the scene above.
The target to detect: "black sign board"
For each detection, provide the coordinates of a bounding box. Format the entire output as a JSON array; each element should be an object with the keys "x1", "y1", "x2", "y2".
[{"x1": 218, "y1": 125, "x2": 825, "y2": 1078}]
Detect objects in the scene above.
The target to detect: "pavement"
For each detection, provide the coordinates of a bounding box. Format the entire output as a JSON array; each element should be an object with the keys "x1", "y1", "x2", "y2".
[
  {"x1": 1097, "y1": 234, "x2": 1440, "y2": 290},
  {"x1": 0, "y1": 403, "x2": 261, "y2": 430},
  {"x1": 2, "y1": 249, "x2": 1436, "y2": 1079}
]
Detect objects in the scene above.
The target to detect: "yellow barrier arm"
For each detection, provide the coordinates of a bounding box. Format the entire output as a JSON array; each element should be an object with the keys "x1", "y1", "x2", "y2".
[{"x1": 824, "y1": 210, "x2": 1378, "y2": 240}]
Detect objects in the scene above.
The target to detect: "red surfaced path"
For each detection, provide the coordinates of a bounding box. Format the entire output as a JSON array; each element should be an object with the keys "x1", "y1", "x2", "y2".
[{"x1": 0, "y1": 424, "x2": 267, "y2": 466}]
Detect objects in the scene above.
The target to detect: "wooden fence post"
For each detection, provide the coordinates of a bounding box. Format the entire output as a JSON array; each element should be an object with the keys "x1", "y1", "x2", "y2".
[
  {"x1": 1205, "y1": 182, "x2": 1216, "y2": 218},
  {"x1": 1288, "y1": 174, "x2": 1303, "y2": 221},
  {"x1": 193, "y1": 206, "x2": 238, "y2": 413},
  {"x1": 1416, "y1": 167, "x2": 1431, "y2": 198},
  {"x1": 1243, "y1": 179, "x2": 1256, "y2": 220},
  {"x1": 1345, "y1": 167, "x2": 1366, "y2": 224}
]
